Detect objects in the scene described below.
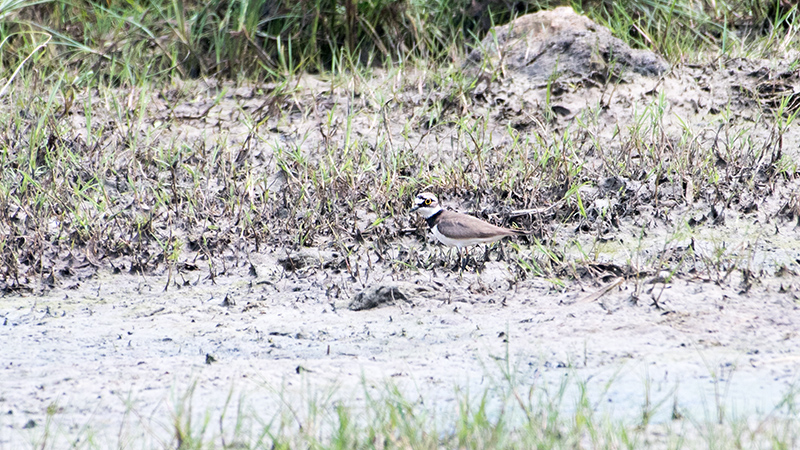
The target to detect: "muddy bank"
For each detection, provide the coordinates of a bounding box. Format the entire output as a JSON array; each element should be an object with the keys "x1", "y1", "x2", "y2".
[
  {"x1": 2, "y1": 7, "x2": 800, "y2": 448},
  {"x1": 2, "y1": 258, "x2": 800, "y2": 447}
]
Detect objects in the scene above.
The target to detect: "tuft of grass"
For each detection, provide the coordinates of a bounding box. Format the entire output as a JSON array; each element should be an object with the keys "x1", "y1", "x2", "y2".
[{"x1": 0, "y1": 0, "x2": 796, "y2": 85}]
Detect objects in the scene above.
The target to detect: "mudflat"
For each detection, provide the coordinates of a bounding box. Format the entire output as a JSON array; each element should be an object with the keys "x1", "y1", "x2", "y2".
[{"x1": 2, "y1": 9, "x2": 800, "y2": 448}]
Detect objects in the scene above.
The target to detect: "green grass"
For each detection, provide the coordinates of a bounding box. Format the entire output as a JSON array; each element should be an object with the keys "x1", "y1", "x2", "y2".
[
  {"x1": 13, "y1": 366, "x2": 800, "y2": 449},
  {"x1": 1, "y1": 0, "x2": 797, "y2": 84}
]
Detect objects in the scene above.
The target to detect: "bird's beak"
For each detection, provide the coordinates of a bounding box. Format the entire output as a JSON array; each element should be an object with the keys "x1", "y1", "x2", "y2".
[{"x1": 410, "y1": 204, "x2": 421, "y2": 212}]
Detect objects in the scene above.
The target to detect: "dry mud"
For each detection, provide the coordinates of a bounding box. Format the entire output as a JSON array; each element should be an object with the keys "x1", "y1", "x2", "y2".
[
  {"x1": 2, "y1": 257, "x2": 800, "y2": 447},
  {"x1": 3, "y1": 10, "x2": 800, "y2": 448}
]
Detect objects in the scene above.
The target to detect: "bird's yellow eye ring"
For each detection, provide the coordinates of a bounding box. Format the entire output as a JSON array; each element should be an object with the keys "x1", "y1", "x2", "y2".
[{"x1": 424, "y1": 199, "x2": 432, "y2": 205}]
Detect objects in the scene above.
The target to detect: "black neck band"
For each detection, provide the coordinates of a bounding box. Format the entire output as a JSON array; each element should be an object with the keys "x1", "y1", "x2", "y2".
[{"x1": 425, "y1": 210, "x2": 443, "y2": 229}]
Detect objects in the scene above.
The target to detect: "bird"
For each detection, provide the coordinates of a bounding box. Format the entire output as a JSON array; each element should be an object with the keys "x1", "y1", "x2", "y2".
[{"x1": 410, "y1": 192, "x2": 526, "y2": 269}]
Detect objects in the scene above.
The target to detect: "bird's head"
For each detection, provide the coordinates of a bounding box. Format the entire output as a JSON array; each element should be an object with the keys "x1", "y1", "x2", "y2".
[{"x1": 410, "y1": 192, "x2": 442, "y2": 219}]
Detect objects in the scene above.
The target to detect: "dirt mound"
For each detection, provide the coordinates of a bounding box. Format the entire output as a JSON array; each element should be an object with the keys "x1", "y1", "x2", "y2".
[{"x1": 468, "y1": 6, "x2": 668, "y2": 81}]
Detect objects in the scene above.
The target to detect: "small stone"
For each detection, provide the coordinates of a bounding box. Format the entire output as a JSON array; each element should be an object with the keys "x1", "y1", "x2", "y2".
[{"x1": 349, "y1": 285, "x2": 411, "y2": 311}]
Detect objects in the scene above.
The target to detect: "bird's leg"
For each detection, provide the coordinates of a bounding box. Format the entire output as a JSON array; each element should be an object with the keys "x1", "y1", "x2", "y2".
[{"x1": 482, "y1": 244, "x2": 491, "y2": 263}]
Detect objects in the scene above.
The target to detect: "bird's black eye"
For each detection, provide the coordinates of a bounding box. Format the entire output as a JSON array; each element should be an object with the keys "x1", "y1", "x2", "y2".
[{"x1": 424, "y1": 199, "x2": 432, "y2": 205}]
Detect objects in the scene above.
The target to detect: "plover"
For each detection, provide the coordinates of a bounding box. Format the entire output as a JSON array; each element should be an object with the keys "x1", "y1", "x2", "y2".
[{"x1": 410, "y1": 192, "x2": 525, "y2": 268}]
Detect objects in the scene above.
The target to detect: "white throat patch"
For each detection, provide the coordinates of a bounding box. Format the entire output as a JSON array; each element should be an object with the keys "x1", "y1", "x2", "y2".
[{"x1": 414, "y1": 205, "x2": 442, "y2": 220}]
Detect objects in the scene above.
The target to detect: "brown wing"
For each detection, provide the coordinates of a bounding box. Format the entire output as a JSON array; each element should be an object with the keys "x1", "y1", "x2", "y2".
[{"x1": 436, "y1": 212, "x2": 521, "y2": 239}]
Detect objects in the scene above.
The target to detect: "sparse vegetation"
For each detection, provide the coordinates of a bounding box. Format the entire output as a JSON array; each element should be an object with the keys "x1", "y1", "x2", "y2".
[
  {"x1": 14, "y1": 355, "x2": 800, "y2": 449},
  {"x1": 1, "y1": 0, "x2": 798, "y2": 291},
  {"x1": 2, "y1": 0, "x2": 800, "y2": 447}
]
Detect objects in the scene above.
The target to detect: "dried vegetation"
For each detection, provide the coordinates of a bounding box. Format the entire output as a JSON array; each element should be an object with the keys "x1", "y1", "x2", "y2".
[{"x1": 0, "y1": 0, "x2": 799, "y2": 294}]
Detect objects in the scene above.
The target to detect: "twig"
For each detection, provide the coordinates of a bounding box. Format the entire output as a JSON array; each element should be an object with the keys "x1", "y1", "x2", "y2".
[
  {"x1": 578, "y1": 277, "x2": 624, "y2": 304},
  {"x1": 508, "y1": 202, "x2": 561, "y2": 218}
]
